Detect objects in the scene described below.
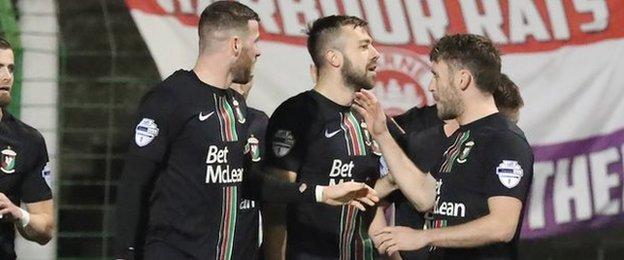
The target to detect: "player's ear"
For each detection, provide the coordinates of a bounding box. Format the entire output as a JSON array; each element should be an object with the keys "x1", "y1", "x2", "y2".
[
  {"x1": 231, "y1": 36, "x2": 242, "y2": 58},
  {"x1": 326, "y1": 49, "x2": 342, "y2": 68},
  {"x1": 458, "y1": 69, "x2": 471, "y2": 91}
]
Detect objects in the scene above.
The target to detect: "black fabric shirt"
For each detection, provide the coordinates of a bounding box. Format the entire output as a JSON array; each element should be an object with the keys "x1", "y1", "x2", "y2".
[
  {"x1": 0, "y1": 111, "x2": 52, "y2": 260},
  {"x1": 266, "y1": 90, "x2": 380, "y2": 260},
  {"x1": 388, "y1": 105, "x2": 446, "y2": 260},
  {"x1": 428, "y1": 113, "x2": 534, "y2": 260}
]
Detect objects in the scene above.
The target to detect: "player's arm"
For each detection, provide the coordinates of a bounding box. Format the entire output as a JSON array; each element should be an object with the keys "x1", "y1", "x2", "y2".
[
  {"x1": 6, "y1": 134, "x2": 55, "y2": 245},
  {"x1": 262, "y1": 167, "x2": 297, "y2": 260},
  {"x1": 114, "y1": 88, "x2": 176, "y2": 259},
  {"x1": 14, "y1": 199, "x2": 54, "y2": 244},
  {"x1": 375, "y1": 132, "x2": 534, "y2": 255},
  {"x1": 374, "y1": 197, "x2": 522, "y2": 255},
  {"x1": 353, "y1": 90, "x2": 436, "y2": 212}
]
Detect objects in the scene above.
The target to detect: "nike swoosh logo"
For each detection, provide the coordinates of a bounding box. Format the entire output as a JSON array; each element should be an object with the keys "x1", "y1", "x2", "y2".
[
  {"x1": 199, "y1": 111, "x2": 214, "y2": 121},
  {"x1": 325, "y1": 129, "x2": 341, "y2": 138}
]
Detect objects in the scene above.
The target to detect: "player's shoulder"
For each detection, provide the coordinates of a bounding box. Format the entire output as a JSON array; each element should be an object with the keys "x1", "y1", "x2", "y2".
[
  {"x1": 248, "y1": 107, "x2": 269, "y2": 122},
  {"x1": 271, "y1": 91, "x2": 317, "y2": 118},
  {"x1": 480, "y1": 117, "x2": 531, "y2": 152},
  {"x1": 393, "y1": 105, "x2": 442, "y2": 133},
  {"x1": 5, "y1": 113, "x2": 46, "y2": 147}
]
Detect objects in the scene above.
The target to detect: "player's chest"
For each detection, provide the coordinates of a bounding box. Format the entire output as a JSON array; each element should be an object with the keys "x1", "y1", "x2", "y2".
[{"x1": 177, "y1": 95, "x2": 249, "y2": 145}]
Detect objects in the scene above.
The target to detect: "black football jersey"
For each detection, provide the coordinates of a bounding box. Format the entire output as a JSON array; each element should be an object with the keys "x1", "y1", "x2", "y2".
[
  {"x1": 129, "y1": 70, "x2": 253, "y2": 259},
  {"x1": 266, "y1": 90, "x2": 381, "y2": 260},
  {"x1": 0, "y1": 111, "x2": 52, "y2": 260},
  {"x1": 428, "y1": 113, "x2": 534, "y2": 260}
]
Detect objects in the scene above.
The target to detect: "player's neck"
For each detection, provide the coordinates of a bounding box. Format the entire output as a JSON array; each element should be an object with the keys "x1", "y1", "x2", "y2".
[
  {"x1": 314, "y1": 74, "x2": 354, "y2": 107},
  {"x1": 456, "y1": 94, "x2": 498, "y2": 126},
  {"x1": 193, "y1": 54, "x2": 232, "y2": 89}
]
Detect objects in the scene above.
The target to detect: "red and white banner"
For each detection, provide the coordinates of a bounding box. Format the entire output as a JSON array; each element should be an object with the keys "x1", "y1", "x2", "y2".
[{"x1": 126, "y1": 0, "x2": 624, "y2": 239}]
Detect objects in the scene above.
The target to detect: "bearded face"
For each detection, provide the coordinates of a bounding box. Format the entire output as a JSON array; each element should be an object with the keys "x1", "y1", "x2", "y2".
[{"x1": 342, "y1": 56, "x2": 375, "y2": 90}]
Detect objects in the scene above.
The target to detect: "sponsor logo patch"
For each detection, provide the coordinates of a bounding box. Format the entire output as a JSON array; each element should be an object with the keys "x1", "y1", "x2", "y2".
[
  {"x1": 496, "y1": 160, "x2": 524, "y2": 188},
  {"x1": 135, "y1": 118, "x2": 159, "y2": 147}
]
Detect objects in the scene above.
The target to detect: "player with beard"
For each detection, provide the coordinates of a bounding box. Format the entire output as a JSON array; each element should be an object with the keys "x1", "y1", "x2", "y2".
[
  {"x1": 0, "y1": 37, "x2": 54, "y2": 260},
  {"x1": 354, "y1": 34, "x2": 534, "y2": 260},
  {"x1": 263, "y1": 15, "x2": 385, "y2": 260},
  {"x1": 370, "y1": 74, "x2": 525, "y2": 260},
  {"x1": 114, "y1": 2, "x2": 378, "y2": 259}
]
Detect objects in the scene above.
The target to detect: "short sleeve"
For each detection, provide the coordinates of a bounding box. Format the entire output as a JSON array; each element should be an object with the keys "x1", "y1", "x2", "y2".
[
  {"x1": 127, "y1": 87, "x2": 177, "y2": 163},
  {"x1": 21, "y1": 135, "x2": 53, "y2": 203},
  {"x1": 481, "y1": 132, "x2": 534, "y2": 200},
  {"x1": 264, "y1": 102, "x2": 310, "y2": 172}
]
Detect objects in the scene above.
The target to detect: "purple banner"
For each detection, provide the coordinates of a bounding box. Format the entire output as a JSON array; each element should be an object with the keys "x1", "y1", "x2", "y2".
[{"x1": 521, "y1": 128, "x2": 624, "y2": 239}]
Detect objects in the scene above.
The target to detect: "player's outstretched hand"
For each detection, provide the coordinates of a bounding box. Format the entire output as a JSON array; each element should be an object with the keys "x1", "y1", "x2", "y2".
[
  {"x1": 321, "y1": 182, "x2": 379, "y2": 211},
  {"x1": 352, "y1": 89, "x2": 388, "y2": 138},
  {"x1": 373, "y1": 226, "x2": 429, "y2": 256}
]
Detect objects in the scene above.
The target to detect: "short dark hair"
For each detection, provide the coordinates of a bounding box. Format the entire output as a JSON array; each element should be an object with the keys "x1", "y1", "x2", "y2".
[
  {"x1": 430, "y1": 34, "x2": 501, "y2": 93},
  {"x1": 494, "y1": 73, "x2": 524, "y2": 111},
  {"x1": 306, "y1": 15, "x2": 368, "y2": 69},
  {"x1": 0, "y1": 36, "x2": 12, "y2": 50},
  {"x1": 198, "y1": 1, "x2": 260, "y2": 44}
]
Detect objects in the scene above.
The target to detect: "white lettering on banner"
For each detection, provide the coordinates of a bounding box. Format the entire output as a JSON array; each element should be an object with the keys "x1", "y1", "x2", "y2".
[
  {"x1": 405, "y1": 0, "x2": 448, "y2": 45},
  {"x1": 554, "y1": 156, "x2": 592, "y2": 224},
  {"x1": 239, "y1": 0, "x2": 281, "y2": 34},
  {"x1": 509, "y1": 0, "x2": 550, "y2": 43},
  {"x1": 573, "y1": 0, "x2": 609, "y2": 33},
  {"x1": 276, "y1": 0, "x2": 320, "y2": 36},
  {"x1": 589, "y1": 148, "x2": 620, "y2": 216},
  {"x1": 362, "y1": 0, "x2": 410, "y2": 44},
  {"x1": 546, "y1": 0, "x2": 571, "y2": 40},
  {"x1": 528, "y1": 162, "x2": 555, "y2": 229},
  {"x1": 460, "y1": 0, "x2": 508, "y2": 44},
  {"x1": 133, "y1": 0, "x2": 618, "y2": 49},
  {"x1": 527, "y1": 145, "x2": 624, "y2": 230}
]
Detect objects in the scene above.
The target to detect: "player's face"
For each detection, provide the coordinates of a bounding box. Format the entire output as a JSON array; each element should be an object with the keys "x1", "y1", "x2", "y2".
[
  {"x1": 0, "y1": 48, "x2": 14, "y2": 107},
  {"x1": 232, "y1": 20, "x2": 261, "y2": 84},
  {"x1": 429, "y1": 60, "x2": 463, "y2": 120},
  {"x1": 340, "y1": 26, "x2": 379, "y2": 90}
]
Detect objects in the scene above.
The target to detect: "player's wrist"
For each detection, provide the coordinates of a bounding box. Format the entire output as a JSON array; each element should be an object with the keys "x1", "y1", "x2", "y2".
[
  {"x1": 18, "y1": 208, "x2": 30, "y2": 228},
  {"x1": 315, "y1": 185, "x2": 326, "y2": 203}
]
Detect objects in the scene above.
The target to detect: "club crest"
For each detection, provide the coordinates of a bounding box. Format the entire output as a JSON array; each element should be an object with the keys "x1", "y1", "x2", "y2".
[
  {"x1": 246, "y1": 135, "x2": 261, "y2": 162},
  {"x1": 1, "y1": 146, "x2": 17, "y2": 174},
  {"x1": 456, "y1": 141, "x2": 475, "y2": 164}
]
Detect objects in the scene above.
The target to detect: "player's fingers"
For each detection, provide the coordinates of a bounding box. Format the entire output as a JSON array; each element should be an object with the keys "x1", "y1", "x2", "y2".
[
  {"x1": 349, "y1": 200, "x2": 366, "y2": 211},
  {"x1": 354, "y1": 196, "x2": 375, "y2": 207},
  {"x1": 387, "y1": 245, "x2": 399, "y2": 256},
  {"x1": 361, "y1": 89, "x2": 378, "y2": 103},
  {"x1": 351, "y1": 104, "x2": 368, "y2": 117}
]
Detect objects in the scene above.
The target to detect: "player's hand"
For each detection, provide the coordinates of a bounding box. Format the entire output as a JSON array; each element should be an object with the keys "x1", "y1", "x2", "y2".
[
  {"x1": 374, "y1": 226, "x2": 429, "y2": 255},
  {"x1": 321, "y1": 182, "x2": 379, "y2": 211},
  {"x1": 0, "y1": 192, "x2": 24, "y2": 222},
  {"x1": 352, "y1": 89, "x2": 388, "y2": 138}
]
